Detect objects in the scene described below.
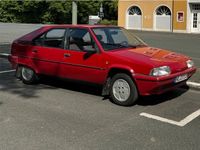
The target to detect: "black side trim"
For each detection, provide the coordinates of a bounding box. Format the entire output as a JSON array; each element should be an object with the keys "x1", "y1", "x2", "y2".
[{"x1": 18, "y1": 55, "x2": 106, "y2": 71}]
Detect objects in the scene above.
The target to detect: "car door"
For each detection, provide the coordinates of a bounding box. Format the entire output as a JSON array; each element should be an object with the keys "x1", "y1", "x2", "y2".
[
  {"x1": 31, "y1": 28, "x2": 67, "y2": 76},
  {"x1": 59, "y1": 28, "x2": 106, "y2": 84}
]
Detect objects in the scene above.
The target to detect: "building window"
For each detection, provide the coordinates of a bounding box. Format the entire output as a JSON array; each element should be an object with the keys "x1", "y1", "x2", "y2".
[
  {"x1": 193, "y1": 13, "x2": 198, "y2": 28},
  {"x1": 128, "y1": 6, "x2": 142, "y2": 15},
  {"x1": 156, "y1": 6, "x2": 171, "y2": 16},
  {"x1": 192, "y1": 4, "x2": 200, "y2": 10}
]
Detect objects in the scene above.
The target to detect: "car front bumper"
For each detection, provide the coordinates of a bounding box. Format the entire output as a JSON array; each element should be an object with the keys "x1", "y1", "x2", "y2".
[{"x1": 134, "y1": 67, "x2": 196, "y2": 96}]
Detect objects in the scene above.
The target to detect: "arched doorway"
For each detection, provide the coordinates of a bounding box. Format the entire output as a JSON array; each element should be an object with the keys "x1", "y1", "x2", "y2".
[
  {"x1": 126, "y1": 6, "x2": 142, "y2": 30},
  {"x1": 154, "y1": 6, "x2": 171, "y2": 31}
]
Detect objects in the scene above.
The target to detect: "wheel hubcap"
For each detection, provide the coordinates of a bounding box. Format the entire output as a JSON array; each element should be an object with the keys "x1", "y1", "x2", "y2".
[
  {"x1": 22, "y1": 67, "x2": 34, "y2": 81},
  {"x1": 112, "y1": 79, "x2": 131, "y2": 102}
]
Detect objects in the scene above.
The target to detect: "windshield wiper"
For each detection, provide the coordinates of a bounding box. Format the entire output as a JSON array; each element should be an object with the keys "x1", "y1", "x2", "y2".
[
  {"x1": 128, "y1": 44, "x2": 147, "y2": 48},
  {"x1": 104, "y1": 43, "x2": 146, "y2": 51},
  {"x1": 105, "y1": 43, "x2": 128, "y2": 48},
  {"x1": 127, "y1": 45, "x2": 137, "y2": 48}
]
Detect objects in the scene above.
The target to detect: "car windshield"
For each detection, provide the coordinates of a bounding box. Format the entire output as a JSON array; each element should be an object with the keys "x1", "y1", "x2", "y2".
[{"x1": 92, "y1": 27, "x2": 147, "y2": 51}]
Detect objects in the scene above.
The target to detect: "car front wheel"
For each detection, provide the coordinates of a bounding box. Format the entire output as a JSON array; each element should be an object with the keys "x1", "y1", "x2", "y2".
[
  {"x1": 21, "y1": 66, "x2": 38, "y2": 84},
  {"x1": 110, "y1": 73, "x2": 138, "y2": 106}
]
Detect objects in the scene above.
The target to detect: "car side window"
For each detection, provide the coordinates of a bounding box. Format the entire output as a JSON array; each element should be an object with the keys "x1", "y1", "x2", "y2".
[
  {"x1": 34, "y1": 28, "x2": 66, "y2": 49},
  {"x1": 67, "y1": 28, "x2": 97, "y2": 52}
]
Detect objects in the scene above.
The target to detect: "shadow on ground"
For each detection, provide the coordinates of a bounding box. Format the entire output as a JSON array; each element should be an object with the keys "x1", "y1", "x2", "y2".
[
  {"x1": 137, "y1": 86, "x2": 189, "y2": 106},
  {"x1": 40, "y1": 76, "x2": 103, "y2": 96},
  {"x1": 1, "y1": 72, "x2": 189, "y2": 105},
  {"x1": 0, "y1": 73, "x2": 102, "y2": 99},
  {"x1": 40, "y1": 79, "x2": 190, "y2": 106},
  {"x1": 0, "y1": 73, "x2": 57, "y2": 98}
]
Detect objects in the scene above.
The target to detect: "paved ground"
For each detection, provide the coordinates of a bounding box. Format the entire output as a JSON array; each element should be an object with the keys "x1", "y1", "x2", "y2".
[
  {"x1": 0, "y1": 23, "x2": 42, "y2": 44},
  {"x1": 0, "y1": 23, "x2": 200, "y2": 149}
]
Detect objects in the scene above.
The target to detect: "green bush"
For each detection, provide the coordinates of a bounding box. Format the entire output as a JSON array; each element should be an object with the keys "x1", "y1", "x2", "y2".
[
  {"x1": 98, "y1": 19, "x2": 117, "y2": 25},
  {"x1": 0, "y1": 1, "x2": 118, "y2": 24}
]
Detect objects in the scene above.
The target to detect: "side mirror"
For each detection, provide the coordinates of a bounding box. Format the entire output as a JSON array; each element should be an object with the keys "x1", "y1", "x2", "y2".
[
  {"x1": 83, "y1": 47, "x2": 97, "y2": 59},
  {"x1": 82, "y1": 47, "x2": 97, "y2": 53},
  {"x1": 82, "y1": 41, "x2": 98, "y2": 53}
]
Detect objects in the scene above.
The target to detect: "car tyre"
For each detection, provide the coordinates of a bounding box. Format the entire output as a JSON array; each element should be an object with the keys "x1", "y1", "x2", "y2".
[
  {"x1": 110, "y1": 73, "x2": 138, "y2": 106},
  {"x1": 21, "y1": 66, "x2": 38, "y2": 84}
]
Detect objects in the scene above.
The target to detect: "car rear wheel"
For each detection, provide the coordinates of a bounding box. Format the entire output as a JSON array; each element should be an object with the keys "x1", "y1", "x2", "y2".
[
  {"x1": 21, "y1": 66, "x2": 38, "y2": 84},
  {"x1": 110, "y1": 73, "x2": 138, "y2": 106}
]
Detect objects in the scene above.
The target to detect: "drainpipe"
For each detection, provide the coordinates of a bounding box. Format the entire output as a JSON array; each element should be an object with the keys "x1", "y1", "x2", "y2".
[{"x1": 172, "y1": 0, "x2": 174, "y2": 32}]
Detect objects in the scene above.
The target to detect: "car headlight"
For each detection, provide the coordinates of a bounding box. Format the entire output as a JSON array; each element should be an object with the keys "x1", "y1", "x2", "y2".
[
  {"x1": 150, "y1": 66, "x2": 171, "y2": 76},
  {"x1": 186, "y1": 60, "x2": 194, "y2": 68}
]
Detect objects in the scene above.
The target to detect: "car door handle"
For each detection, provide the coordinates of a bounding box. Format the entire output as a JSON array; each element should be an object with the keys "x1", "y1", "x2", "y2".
[
  {"x1": 32, "y1": 49, "x2": 38, "y2": 53},
  {"x1": 64, "y1": 53, "x2": 71, "y2": 57}
]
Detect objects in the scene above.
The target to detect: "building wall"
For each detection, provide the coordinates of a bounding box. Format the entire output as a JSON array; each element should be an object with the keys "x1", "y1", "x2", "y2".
[
  {"x1": 173, "y1": 0, "x2": 187, "y2": 31},
  {"x1": 118, "y1": 0, "x2": 187, "y2": 31}
]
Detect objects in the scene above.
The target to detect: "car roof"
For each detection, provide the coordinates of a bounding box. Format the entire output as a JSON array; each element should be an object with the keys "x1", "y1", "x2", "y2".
[{"x1": 42, "y1": 24, "x2": 119, "y2": 29}]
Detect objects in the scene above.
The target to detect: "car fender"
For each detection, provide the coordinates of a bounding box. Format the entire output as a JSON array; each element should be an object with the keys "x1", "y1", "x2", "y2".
[
  {"x1": 102, "y1": 64, "x2": 137, "y2": 96},
  {"x1": 17, "y1": 56, "x2": 39, "y2": 74},
  {"x1": 107, "y1": 64, "x2": 135, "y2": 77}
]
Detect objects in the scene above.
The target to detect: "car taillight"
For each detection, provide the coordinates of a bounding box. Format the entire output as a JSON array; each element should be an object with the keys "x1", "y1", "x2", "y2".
[{"x1": 11, "y1": 42, "x2": 18, "y2": 55}]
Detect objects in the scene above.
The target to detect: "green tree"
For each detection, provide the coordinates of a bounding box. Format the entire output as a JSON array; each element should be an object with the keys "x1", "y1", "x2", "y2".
[
  {"x1": 0, "y1": 0, "x2": 47, "y2": 23},
  {"x1": 77, "y1": 0, "x2": 118, "y2": 24},
  {"x1": 42, "y1": 1, "x2": 72, "y2": 24},
  {"x1": 103, "y1": 0, "x2": 118, "y2": 20},
  {"x1": 0, "y1": 0, "x2": 21, "y2": 22},
  {"x1": 77, "y1": 0, "x2": 100, "y2": 24},
  {"x1": 20, "y1": 1, "x2": 47, "y2": 23},
  {"x1": 0, "y1": 0, "x2": 118, "y2": 24}
]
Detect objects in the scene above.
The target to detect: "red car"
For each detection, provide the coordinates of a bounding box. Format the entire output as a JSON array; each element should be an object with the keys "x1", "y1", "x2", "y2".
[{"x1": 9, "y1": 25, "x2": 196, "y2": 106}]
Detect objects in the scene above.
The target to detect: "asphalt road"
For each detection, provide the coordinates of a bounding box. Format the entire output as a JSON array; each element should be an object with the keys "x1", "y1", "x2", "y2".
[
  {"x1": 1, "y1": 54, "x2": 200, "y2": 150},
  {"x1": 0, "y1": 23, "x2": 42, "y2": 44},
  {"x1": 0, "y1": 23, "x2": 200, "y2": 149}
]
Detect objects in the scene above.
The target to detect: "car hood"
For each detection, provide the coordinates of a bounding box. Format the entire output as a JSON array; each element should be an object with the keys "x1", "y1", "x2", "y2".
[
  {"x1": 109, "y1": 47, "x2": 190, "y2": 73},
  {"x1": 129, "y1": 47, "x2": 188, "y2": 62}
]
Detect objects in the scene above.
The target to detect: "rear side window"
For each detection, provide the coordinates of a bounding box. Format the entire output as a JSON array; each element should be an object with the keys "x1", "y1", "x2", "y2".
[
  {"x1": 46, "y1": 29, "x2": 65, "y2": 39},
  {"x1": 34, "y1": 28, "x2": 66, "y2": 49}
]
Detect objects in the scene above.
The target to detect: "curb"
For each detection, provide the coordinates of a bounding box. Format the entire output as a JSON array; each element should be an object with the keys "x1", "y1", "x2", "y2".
[
  {"x1": 0, "y1": 53, "x2": 10, "y2": 59},
  {"x1": 186, "y1": 81, "x2": 200, "y2": 91},
  {"x1": 0, "y1": 42, "x2": 10, "y2": 45}
]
